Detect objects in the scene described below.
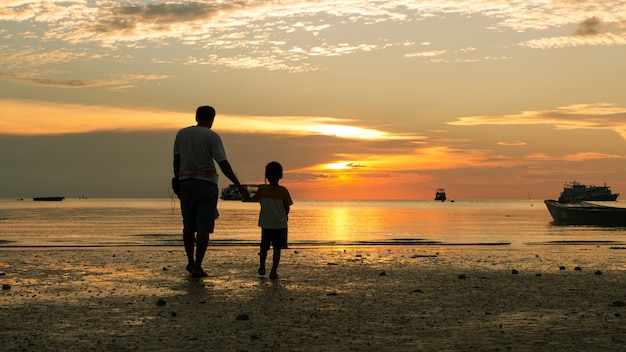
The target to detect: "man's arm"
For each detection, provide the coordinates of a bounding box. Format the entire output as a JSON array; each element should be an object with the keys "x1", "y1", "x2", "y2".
[
  {"x1": 173, "y1": 154, "x2": 181, "y2": 179},
  {"x1": 217, "y1": 160, "x2": 249, "y2": 199},
  {"x1": 172, "y1": 154, "x2": 181, "y2": 197}
]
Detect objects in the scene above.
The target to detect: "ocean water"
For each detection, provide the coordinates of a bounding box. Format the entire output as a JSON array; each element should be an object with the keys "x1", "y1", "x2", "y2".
[{"x1": 1, "y1": 198, "x2": 625, "y2": 248}]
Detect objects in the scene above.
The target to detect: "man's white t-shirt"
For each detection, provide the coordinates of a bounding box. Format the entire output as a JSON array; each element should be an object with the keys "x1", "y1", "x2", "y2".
[{"x1": 173, "y1": 126, "x2": 227, "y2": 185}]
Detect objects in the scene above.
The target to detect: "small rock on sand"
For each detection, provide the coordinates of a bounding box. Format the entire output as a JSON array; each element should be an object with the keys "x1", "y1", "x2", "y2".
[{"x1": 236, "y1": 313, "x2": 250, "y2": 321}]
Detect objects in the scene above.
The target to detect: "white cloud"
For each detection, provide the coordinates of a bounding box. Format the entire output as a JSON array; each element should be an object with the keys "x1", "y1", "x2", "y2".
[
  {"x1": 449, "y1": 103, "x2": 626, "y2": 141},
  {"x1": 2, "y1": 0, "x2": 625, "y2": 74}
]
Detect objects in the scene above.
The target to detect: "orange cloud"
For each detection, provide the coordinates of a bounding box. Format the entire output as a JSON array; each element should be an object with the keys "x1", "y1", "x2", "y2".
[
  {"x1": 526, "y1": 152, "x2": 626, "y2": 162},
  {"x1": 0, "y1": 99, "x2": 421, "y2": 142}
]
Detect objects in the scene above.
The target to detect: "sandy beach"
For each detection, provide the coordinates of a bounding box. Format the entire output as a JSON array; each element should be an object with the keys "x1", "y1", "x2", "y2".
[{"x1": 1, "y1": 244, "x2": 626, "y2": 351}]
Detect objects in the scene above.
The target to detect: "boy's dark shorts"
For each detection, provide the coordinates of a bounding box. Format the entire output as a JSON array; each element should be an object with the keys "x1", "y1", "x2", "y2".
[{"x1": 261, "y1": 228, "x2": 287, "y2": 249}]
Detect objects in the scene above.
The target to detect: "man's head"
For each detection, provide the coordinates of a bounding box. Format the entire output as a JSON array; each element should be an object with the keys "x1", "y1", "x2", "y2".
[
  {"x1": 265, "y1": 161, "x2": 283, "y2": 181},
  {"x1": 196, "y1": 106, "x2": 216, "y2": 124}
]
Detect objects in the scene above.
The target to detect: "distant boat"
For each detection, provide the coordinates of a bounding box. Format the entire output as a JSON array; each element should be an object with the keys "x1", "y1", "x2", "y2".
[
  {"x1": 33, "y1": 197, "x2": 65, "y2": 201},
  {"x1": 558, "y1": 181, "x2": 618, "y2": 202},
  {"x1": 434, "y1": 189, "x2": 446, "y2": 201},
  {"x1": 544, "y1": 199, "x2": 626, "y2": 226},
  {"x1": 220, "y1": 184, "x2": 260, "y2": 200}
]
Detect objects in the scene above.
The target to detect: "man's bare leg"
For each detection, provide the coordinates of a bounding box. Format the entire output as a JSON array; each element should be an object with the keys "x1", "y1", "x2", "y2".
[
  {"x1": 183, "y1": 230, "x2": 195, "y2": 274},
  {"x1": 192, "y1": 229, "x2": 209, "y2": 277}
]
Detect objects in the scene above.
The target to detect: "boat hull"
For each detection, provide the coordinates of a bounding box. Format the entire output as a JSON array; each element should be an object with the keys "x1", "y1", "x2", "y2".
[{"x1": 544, "y1": 200, "x2": 626, "y2": 226}]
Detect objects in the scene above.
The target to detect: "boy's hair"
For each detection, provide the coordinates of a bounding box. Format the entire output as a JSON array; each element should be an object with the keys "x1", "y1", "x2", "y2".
[{"x1": 265, "y1": 161, "x2": 283, "y2": 180}]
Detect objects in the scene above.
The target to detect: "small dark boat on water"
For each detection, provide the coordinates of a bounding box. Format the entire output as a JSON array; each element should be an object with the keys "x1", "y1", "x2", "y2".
[
  {"x1": 33, "y1": 197, "x2": 65, "y2": 201},
  {"x1": 434, "y1": 189, "x2": 446, "y2": 201},
  {"x1": 544, "y1": 199, "x2": 626, "y2": 226}
]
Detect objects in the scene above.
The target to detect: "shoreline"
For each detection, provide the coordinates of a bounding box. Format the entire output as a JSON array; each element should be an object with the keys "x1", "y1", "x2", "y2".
[
  {"x1": 1, "y1": 238, "x2": 625, "y2": 249},
  {"x1": 1, "y1": 246, "x2": 626, "y2": 351}
]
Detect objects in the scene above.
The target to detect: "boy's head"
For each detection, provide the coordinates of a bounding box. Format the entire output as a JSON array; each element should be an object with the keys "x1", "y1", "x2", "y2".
[{"x1": 265, "y1": 161, "x2": 283, "y2": 180}]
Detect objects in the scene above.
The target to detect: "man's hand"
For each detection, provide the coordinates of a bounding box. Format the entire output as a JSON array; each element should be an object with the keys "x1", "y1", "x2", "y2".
[{"x1": 238, "y1": 185, "x2": 250, "y2": 200}]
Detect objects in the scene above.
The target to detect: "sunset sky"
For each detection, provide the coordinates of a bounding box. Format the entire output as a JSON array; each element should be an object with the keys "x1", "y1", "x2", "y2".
[{"x1": 2, "y1": 0, "x2": 626, "y2": 200}]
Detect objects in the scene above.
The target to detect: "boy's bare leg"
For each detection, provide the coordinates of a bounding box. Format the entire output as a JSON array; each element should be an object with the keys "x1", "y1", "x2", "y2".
[
  {"x1": 258, "y1": 248, "x2": 267, "y2": 275},
  {"x1": 270, "y1": 247, "x2": 281, "y2": 279}
]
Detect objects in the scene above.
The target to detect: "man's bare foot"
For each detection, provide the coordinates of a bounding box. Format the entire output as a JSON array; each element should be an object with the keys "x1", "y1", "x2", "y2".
[
  {"x1": 258, "y1": 267, "x2": 266, "y2": 276},
  {"x1": 191, "y1": 269, "x2": 208, "y2": 278},
  {"x1": 269, "y1": 270, "x2": 278, "y2": 279}
]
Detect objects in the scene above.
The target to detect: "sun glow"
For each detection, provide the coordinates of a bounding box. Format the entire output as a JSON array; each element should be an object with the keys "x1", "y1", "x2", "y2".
[
  {"x1": 323, "y1": 162, "x2": 360, "y2": 170},
  {"x1": 309, "y1": 124, "x2": 386, "y2": 139}
]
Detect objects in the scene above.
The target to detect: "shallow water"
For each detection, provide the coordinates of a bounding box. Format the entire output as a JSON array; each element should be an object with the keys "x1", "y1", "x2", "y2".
[{"x1": 1, "y1": 198, "x2": 625, "y2": 247}]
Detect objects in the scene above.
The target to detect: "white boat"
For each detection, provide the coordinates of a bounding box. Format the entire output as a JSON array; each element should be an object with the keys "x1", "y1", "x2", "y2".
[
  {"x1": 220, "y1": 184, "x2": 260, "y2": 200},
  {"x1": 558, "y1": 181, "x2": 618, "y2": 202}
]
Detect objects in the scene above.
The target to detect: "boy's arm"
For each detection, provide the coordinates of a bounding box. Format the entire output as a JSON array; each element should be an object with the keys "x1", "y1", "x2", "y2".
[
  {"x1": 284, "y1": 190, "x2": 292, "y2": 215},
  {"x1": 243, "y1": 192, "x2": 260, "y2": 202}
]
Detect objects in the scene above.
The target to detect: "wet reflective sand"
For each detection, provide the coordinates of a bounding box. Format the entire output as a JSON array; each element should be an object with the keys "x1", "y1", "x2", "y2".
[{"x1": 1, "y1": 245, "x2": 625, "y2": 351}]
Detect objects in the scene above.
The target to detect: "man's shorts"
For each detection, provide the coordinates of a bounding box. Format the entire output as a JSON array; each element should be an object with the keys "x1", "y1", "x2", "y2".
[
  {"x1": 261, "y1": 227, "x2": 287, "y2": 249},
  {"x1": 180, "y1": 179, "x2": 219, "y2": 233}
]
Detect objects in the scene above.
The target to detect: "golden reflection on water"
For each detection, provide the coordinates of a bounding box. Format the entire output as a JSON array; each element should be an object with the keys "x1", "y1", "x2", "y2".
[{"x1": 297, "y1": 206, "x2": 460, "y2": 243}]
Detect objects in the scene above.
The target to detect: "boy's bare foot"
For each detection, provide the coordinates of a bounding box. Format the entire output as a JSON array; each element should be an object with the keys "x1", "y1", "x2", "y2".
[
  {"x1": 269, "y1": 270, "x2": 278, "y2": 279},
  {"x1": 258, "y1": 267, "x2": 266, "y2": 276}
]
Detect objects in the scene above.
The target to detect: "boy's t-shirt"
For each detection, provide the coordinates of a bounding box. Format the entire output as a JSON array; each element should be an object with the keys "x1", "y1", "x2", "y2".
[{"x1": 252, "y1": 184, "x2": 293, "y2": 229}]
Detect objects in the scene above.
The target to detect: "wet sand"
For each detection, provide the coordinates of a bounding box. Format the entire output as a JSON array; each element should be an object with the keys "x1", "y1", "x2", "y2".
[{"x1": 1, "y1": 244, "x2": 626, "y2": 351}]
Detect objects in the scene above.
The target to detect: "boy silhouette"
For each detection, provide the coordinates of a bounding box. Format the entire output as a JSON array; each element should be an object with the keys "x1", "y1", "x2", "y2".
[{"x1": 250, "y1": 161, "x2": 293, "y2": 279}]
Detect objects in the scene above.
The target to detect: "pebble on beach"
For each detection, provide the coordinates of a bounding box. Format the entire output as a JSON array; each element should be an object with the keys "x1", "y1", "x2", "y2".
[{"x1": 236, "y1": 313, "x2": 250, "y2": 321}]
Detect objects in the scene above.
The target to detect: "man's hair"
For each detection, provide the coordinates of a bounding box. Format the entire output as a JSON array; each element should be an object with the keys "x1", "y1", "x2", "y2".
[
  {"x1": 265, "y1": 161, "x2": 283, "y2": 180},
  {"x1": 196, "y1": 106, "x2": 216, "y2": 122}
]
